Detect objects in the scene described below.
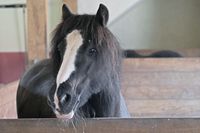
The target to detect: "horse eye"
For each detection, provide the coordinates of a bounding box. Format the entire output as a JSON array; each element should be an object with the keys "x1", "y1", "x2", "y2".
[{"x1": 88, "y1": 48, "x2": 97, "y2": 56}]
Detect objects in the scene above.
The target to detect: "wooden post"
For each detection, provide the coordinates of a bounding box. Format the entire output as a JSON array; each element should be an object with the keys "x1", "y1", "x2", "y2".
[
  {"x1": 63, "y1": 0, "x2": 77, "y2": 13},
  {"x1": 27, "y1": 0, "x2": 47, "y2": 64}
]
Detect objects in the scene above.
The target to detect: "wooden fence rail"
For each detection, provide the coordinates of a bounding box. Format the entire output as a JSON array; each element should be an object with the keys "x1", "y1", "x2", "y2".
[
  {"x1": 1, "y1": 118, "x2": 200, "y2": 133},
  {"x1": 122, "y1": 58, "x2": 200, "y2": 118}
]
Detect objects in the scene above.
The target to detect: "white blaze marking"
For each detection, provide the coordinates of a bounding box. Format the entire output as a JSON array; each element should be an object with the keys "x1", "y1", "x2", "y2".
[{"x1": 54, "y1": 30, "x2": 83, "y2": 110}]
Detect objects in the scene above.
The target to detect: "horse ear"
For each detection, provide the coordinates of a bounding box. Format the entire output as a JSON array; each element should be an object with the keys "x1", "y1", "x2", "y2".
[
  {"x1": 95, "y1": 4, "x2": 109, "y2": 27},
  {"x1": 62, "y1": 4, "x2": 72, "y2": 20}
]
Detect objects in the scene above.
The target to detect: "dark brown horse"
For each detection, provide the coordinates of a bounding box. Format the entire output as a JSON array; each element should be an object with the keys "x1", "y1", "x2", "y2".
[{"x1": 17, "y1": 4, "x2": 130, "y2": 120}]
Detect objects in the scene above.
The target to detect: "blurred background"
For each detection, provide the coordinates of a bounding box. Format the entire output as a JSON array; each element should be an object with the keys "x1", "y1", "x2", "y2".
[{"x1": 0, "y1": 0, "x2": 200, "y2": 87}]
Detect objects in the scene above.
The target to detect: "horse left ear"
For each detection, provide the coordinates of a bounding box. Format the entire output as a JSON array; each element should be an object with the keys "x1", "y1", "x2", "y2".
[
  {"x1": 95, "y1": 4, "x2": 109, "y2": 27},
  {"x1": 62, "y1": 4, "x2": 72, "y2": 20}
]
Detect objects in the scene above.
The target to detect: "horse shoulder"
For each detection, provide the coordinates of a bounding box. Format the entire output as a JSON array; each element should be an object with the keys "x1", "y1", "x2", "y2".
[
  {"x1": 17, "y1": 59, "x2": 55, "y2": 118},
  {"x1": 19, "y1": 59, "x2": 54, "y2": 95}
]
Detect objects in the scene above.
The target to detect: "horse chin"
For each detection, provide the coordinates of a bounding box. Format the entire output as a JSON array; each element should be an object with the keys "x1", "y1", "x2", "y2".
[
  {"x1": 55, "y1": 102, "x2": 79, "y2": 120},
  {"x1": 56, "y1": 110, "x2": 74, "y2": 119}
]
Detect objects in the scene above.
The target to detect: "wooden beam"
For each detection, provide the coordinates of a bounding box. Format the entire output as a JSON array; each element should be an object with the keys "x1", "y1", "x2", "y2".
[
  {"x1": 63, "y1": 0, "x2": 77, "y2": 13},
  {"x1": 1, "y1": 118, "x2": 200, "y2": 133},
  {"x1": 27, "y1": 0, "x2": 47, "y2": 64}
]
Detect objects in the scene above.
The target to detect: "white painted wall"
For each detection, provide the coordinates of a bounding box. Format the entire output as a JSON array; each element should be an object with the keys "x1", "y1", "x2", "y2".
[
  {"x1": 78, "y1": 0, "x2": 200, "y2": 50},
  {"x1": 1, "y1": 0, "x2": 200, "y2": 52},
  {"x1": 109, "y1": 0, "x2": 200, "y2": 49},
  {"x1": 0, "y1": 0, "x2": 63, "y2": 52},
  {"x1": 0, "y1": 0, "x2": 26, "y2": 52},
  {"x1": 0, "y1": 0, "x2": 25, "y2": 5},
  {"x1": 78, "y1": 0, "x2": 141, "y2": 24},
  {"x1": 48, "y1": 0, "x2": 62, "y2": 34},
  {"x1": 48, "y1": 0, "x2": 141, "y2": 30}
]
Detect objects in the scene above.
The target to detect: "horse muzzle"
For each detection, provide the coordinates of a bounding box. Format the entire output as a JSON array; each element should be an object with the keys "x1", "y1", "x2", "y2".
[
  {"x1": 54, "y1": 98, "x2": 80, "y2": 119},
  {"x1": 48, "y1": 82, "x2": 81, "y2": 119}
]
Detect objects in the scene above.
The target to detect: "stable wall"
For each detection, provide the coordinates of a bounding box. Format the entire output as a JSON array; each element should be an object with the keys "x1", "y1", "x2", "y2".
[
  {"x1": 1, "y1": 0, "x2": 200, "y2": 83},
  {"x1": 109, "y1": 0, "x2": 200, "y2": 49},
  {"x1": 0, "y1": 0, "x2": 26, "y2": 83},
  {"x1": 77, "y1": 0, "x2": 200, "y2": 50}
]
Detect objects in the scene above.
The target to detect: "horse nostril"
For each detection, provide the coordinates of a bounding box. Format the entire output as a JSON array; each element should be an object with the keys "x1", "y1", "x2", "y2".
[
  {"x1": 56, "y1": 108, "x2": 60, "y2": 112},
  {"x1": 61, "y1": 93, "x2": 71, "y2": 104}
]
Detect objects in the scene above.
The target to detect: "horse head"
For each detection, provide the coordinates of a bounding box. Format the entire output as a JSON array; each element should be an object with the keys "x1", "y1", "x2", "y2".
[{"x1": 48, "y1": 4, "x2": 122, "y2": 119}]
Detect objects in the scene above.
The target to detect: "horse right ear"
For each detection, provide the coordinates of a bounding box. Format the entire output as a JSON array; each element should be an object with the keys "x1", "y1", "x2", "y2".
[
  {"x1": 62, "y1": 4, "x2": 72, "y2": 20},
  {"x1": 95, "y1": 4, "x2": 109, "y2": 27}
]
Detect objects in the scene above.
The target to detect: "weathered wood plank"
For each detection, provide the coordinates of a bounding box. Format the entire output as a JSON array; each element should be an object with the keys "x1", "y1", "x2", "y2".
[
  {"x1": 123, "y1": 85, "x2": 200, "y2": 100},
  {"x1": 27, "y1": 0, "x2": 47, "y2": 63},
  {"x1": 122, "y1": 58, "x2": 200, "y2": 72},
  {"x1": 0, "y1": 118, "x2": 200, "y2": 133},
  {"x1": 122, "y1": 58, "x2": 200, "y2": 100},
  {"x1": 122, "y1": 72, "x2": 200, "y2": 86},
  {"x1": 126, "y1": 100, "x2": 200, "y2": 117},
  {"x1": 121, "y1": 58, "x2": 200, "y2": 117}
]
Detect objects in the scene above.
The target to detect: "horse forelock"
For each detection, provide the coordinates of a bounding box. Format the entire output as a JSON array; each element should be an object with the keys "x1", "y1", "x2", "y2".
[{"x1": 50, "y1": 15, "x2": 94, "y2": 68}]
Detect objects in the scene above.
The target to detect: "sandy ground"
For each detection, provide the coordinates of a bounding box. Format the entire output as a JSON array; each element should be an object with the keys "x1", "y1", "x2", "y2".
[{"x1": 0, "y1": 81, "x2": 18, "y2": 119}]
